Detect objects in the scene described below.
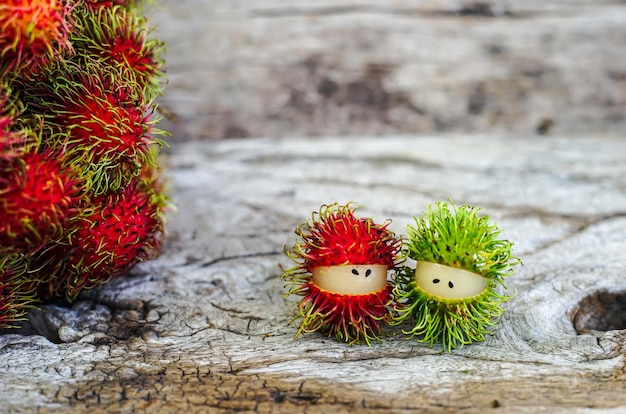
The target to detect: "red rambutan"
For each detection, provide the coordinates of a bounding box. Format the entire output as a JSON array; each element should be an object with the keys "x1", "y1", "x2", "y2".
[
  {"x1": 0, "y1": 0, "x2": 73, "y2": 71},
  {"x1": 0, "y1": 148, "x2": 79, "y2": 252},
  {"x1": 281, "y1": 203, "x2": 402, "y2": 345},
  {"x1": 295, "y1": 281, "x2": 393, "y2": 345},
  {"x1": 73, "y1": 6, "x2": 164, "y2": 93},
  {"x1": 36, "y1": 173, "x2": 167, "y2": 300},
  {"x1": 28, "y1": 60, "x2": 162, "y2": 195}
]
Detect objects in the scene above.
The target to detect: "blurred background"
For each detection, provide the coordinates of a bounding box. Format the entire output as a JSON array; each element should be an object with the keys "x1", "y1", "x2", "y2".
[{"x1": 147, "y1": 0, "x2": 626, "y2": 141}]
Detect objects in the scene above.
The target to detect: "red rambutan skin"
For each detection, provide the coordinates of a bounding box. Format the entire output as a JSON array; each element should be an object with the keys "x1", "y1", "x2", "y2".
[
  {"x1": 290, "y1": 203, "x2": 402, "y2": 272},
  {"x1": 37, "y1": 175, "x2": 165, "y2": 300},
  {"x1": 59, "y1": 81, "x2": 149, "y2": 159},
  {"x1": 0, "y1": 149, "x2": 79, "y2": 252},
  {"x1": 32, "y1": 61, "x2": 160, "y2": 194},
  {"x1": 281, "y1": 203, "x2": 403, "y2": 344},
  {"x1": 296, "y1": 281, "x2": 392, "y2": 345},
  {"x1": 0, "y1": 0, "x2": 72, "y2": 70}
]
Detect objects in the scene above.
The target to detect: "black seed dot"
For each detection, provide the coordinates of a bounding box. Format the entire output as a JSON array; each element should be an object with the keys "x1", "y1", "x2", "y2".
[
  {"x1": 352, "y1": 269, "x2": 359, "y2": 275},
  {"x1": 433, "y1": 279, "x2": 440, "y2": 284},
  {"x1": 448, "y1": 281, "x2": 454, "y2": 289},
  {"x1": 365, "y1": 269, "x2": 372, "y2": 277}
]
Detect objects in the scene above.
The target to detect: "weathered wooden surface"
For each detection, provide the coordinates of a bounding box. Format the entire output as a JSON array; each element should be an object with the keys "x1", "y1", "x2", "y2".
[
  {"x1": 1, "y1": 134, "x2": 625, "y2": 413},
  {"x1": 148, "y1": 1, "x2": 626, "y2": 139}
]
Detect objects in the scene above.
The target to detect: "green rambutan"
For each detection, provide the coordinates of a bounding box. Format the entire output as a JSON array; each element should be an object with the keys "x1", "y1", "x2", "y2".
[
  {"x1": 392, "y1": 201, "x2": 521, "y2": 352},
  {"x1": 281, "y1": 203, "x2": 402, "y2": 345},
  {"x1": 37, "y1": 172, "x2": 167, "y2": 300},
  {"x1": 0, "y1": 0, "x2": 73, "y2": 71}
]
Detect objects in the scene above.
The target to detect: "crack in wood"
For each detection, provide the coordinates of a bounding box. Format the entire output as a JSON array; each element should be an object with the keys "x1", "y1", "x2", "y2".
[
  {"x1": 200, "y1": 251, "x2": 281, "y2": 268},
  {"x1": 248, "y1": 4, "x2": 529, "y2": 19}
]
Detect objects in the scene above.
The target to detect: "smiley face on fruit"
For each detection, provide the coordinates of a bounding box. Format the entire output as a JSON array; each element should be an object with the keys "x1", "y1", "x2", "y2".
[
  {"x1": 392, "y1": 201, "x2": 520, "y2": 352},
  {"x1": 312, "y1": 264, "x2": 389, "y2": 295}
]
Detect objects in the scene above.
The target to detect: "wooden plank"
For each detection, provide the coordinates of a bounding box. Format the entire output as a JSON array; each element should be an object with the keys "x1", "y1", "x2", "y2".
[
  {"x1": 1, "y1": 134, "x2": 625, "y2": 412},
  {"x1": 147, "y1": 1, "x2": 626, "y2": 139}
]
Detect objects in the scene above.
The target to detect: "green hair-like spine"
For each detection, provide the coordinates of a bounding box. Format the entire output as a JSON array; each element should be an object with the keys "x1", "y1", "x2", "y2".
[
  {"x1": 70, "y1": 5, "x2": 165, "y2": 98},
  {"x1": 20, "y1": 59, "x2": 164, "y2": 196},
  {"x1": 0, "y1": 253, "x2": 38, "y2": 328},
  {"x1": 406, "y1": 201, "x2": 517, "y2": 284},
  {"x1": 392, "y1": 201, "x2": 521, "y2": 352}
]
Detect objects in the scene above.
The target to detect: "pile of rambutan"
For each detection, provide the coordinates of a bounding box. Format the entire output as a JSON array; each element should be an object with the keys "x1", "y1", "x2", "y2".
[{"x1": 0, "y1": 0, "x2": 169, "y2": 328}]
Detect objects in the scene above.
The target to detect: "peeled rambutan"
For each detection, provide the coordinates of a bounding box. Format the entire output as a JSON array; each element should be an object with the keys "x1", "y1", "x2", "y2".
[
  {"x1": 391, "y1": 201, "x2": 521, "y2": 352},
  {"x1": 0, "y1": 147, "x2": 79, "y2": 252},
  {"x1": 281, "y1": 203, "x2": 402, "y2": 345},
  {"x1": 0, "y1": 0, "x2": 73, "y2": 71},
  {"x1": 37, "y1": 173, "x2": 167, "y2": 300},
  {"x1": 73, "y1": 5, "x2": 164, "y2": 94}
]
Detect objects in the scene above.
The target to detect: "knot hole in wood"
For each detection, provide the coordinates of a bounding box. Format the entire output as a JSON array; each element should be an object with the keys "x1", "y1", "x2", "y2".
[{"x1": 573, "y1": 291, "x2": 626, "y2": 334}]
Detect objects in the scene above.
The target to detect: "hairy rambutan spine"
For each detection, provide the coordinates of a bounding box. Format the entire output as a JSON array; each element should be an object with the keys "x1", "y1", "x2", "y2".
[
  {"x1": 71, "y1": 5, "x2": 165, "y2": 97},
  {"x1": 22, "y1": 60, "x2": 164, "y2": 195},
  {"x1": 0, "y1": 88, "x2": 27, "y2": 165},
  {"x1": 0, "y1": 253, "x2": 38, "y2": 328},
  {"x1": 391, "y1": 201, "x2": 521, "y2": 352},
  {"x1": 281, "y1": 203, "x2": 402, "y2": 345},
  {"x1": 35, "y1": 172, "x2": 168, "y2": 300},
  {"x1": 294, "y1": 281, "x2": 393, "y2": 346},
  {"x1": 81, "y1": 0, "x2": 139, "y2": 12},
  {"x1": 0, "y1": 146, "x2": 80, "y2": 252}
]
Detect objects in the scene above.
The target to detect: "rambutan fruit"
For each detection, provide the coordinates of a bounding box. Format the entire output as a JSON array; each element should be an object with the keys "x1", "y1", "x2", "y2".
[
  {"x1": 72, "y1": 5, "x2": 164, "y2": 95},
  {"x1": 0, "y1": 147, "x2": 80, "y2": 252},
  {"x1": 392, "y1": 201, "x2": 521, "y2": 352},
  {"x1": 281, "y1": 203, "x2": 402, "y2": 345},
  {"x1": 0, "y1": 0, "x2": 169, "y2": 319},
  {"x1": 0, "y1": 0, "x2": 73, "y2": 71},
  {"x1": 36, "y1": 172, "x2": 167, "y2": 300},
  {"x1": 26, "y1": 60, "x2": 163, "y2": 195}
]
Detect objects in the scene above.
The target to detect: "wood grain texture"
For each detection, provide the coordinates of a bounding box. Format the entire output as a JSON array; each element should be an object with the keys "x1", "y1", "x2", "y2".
[
  {"x1": 147, "y1": 1, "x2": 626, "y2": 139},
  {"x1": 1, "y1": 134, "x2": 625, "y2": 413}
]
